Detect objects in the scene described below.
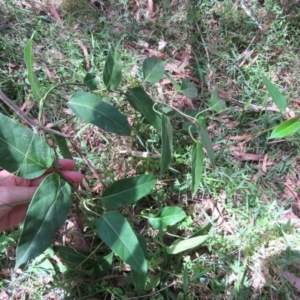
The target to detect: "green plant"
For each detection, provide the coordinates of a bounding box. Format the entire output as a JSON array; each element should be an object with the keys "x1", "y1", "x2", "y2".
[{"x1": 0, "y1": 36, "x2": 214, "y2": 292}]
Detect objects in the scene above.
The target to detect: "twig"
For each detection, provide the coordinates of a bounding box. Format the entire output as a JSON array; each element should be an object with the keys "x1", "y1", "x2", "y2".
[
  {"x1": 70, "y1": 140, "x2": 107, "y2": 190},
  {"x1": 0, "y1": 89, "x2": 71, "y2": 138},
  {"x1": 119, "y1": 149, "x2": 161, "y2": 159},
  {"x1": 226, "y1": 96, "x2": 284, "y2": 113}
]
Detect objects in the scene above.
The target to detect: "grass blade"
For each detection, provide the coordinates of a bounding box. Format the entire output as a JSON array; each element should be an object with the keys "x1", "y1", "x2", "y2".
[
  {"x1": 24, "y1": 37, "x2": 42, "y2": 101},
  {"x1": 161, "y1": 114, "x2": 173, "y2": 175},
  {"x1": 197, "y1": 116, "x2": 215, "y2": 166},
  {"x1": 262, "y1": 75, "x2": 287, "y2": 113},
  {"x1": 191, "y1": 142, "x2": 204, "y2": 199}
]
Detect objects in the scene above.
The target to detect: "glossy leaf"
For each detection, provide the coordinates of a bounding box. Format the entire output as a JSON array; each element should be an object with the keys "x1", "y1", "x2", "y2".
[
  {"x1": 143, "y1": 56, "x2": 164, "y2": 84},
  {"x1": 127, "y1": 87, "x2": 162, "y2": 132},
  {"x1": 69, "y1": 91, "x2": 131, "y2": 136},
  {"x1": 53, "y1": 246, "x2": 90, "y2": 266},
  {"x1": 0, "y1": 113, "x2": 52, "y2": 179},
  {"x1": 50, "y1": 126, "x2": 72, "y2": 159},
  {"x1": 208, "y1": 89, "x2": 226, "y2": 113},
  {"x1": 103, "y1": 46, "x2": 122, "y2": 90},
  {"x1": 180, "y1": 78, "x2": 198, "y2": 99},
  {"x1": 131, "y1": 234, "x2": 148, "y2": 292},
  {"x1": 269, "y1": 118, "x2": 300, "y2": 139},
  {"x1": 53, "y1": 246, "x2": 113, "y2": 275},
  {"x1": 24, "y1": 37, "x2": 42, "y2": 101},
  {"x1": 97, "y1": 211, "x2": 147, "y2": 276},
  {"x1": 161, "y1": 115, "x2": 173, "y2": 175},
  {"x1": 191, "y1": 142, "x2": 204, "y2": 199},
  {"x1": 262, "y1": 75, "x2": 287, "y2": 113},
  {"x1": 102, "y1": 175, "x2": 156, "y2": 209},
  {"x1": 84, "y1": 73, "x2": 99, "y2": 90},
  {"x1": 16, "y1": 174, "x2": 71, "y2": 269},
  {"x1": 96, "y1": 252, "x2": 114, "y2": 276},
  {"x1": 197, "y1": 116, "x2": 215, "y2": 166},
  {"x1": 166, "y1": 235, "x2": 208, "y2": 254},
  {"x1": 148, "y1": 206, "x2": 186, "y2": 231}
]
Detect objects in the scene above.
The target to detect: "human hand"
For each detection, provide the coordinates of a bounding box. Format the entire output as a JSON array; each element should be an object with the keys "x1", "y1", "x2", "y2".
[{"x1": 0, "y1": 159, "x2": 83, "y2": 232}]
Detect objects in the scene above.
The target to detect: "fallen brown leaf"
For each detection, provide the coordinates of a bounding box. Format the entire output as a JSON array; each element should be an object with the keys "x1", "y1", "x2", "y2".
[
  {"x1": 262, "y1": 153, "x2": 268, "y2": 173},
  {"x1": 282, "y1": 271, "x2": 300, "y2": 292},
  {"x1": 148, "y1": 0, "x2": 154, "y2": 16},
  {"x1": 231, "y1": 151, "x2": 263, "y2": 161},
  {"x1": 76, "y1": 39, "x2": 90, "y2": 70},
  {"x1": 48, "y1": 4, "x2": 63, "y2": 25},
  {"x1": 42, "y1": 62, "x2": 55, "y2": 80}
]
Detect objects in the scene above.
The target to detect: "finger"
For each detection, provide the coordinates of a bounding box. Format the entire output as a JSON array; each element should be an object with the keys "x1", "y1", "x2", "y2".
[
  {"x1": 0, "y1": 186, "x2": 36, "y2": 206},
  {"x1": 60, "y1": 171, "x2": 83, "y2": 183},
  {"x1": 30, "y1": 171, "x2": 83, "y2": 187},
  {"x1": 0, "y1": 170, "x2": 31, "y2": 187},
  {"x1": 0, "y1": 204, "x2": 28, "y2": 232},
  {"x1": 46, "y1": 159, "x2": 76, "y2": 173}
]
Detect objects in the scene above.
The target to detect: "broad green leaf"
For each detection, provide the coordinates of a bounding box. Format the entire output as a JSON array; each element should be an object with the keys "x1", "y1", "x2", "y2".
[
  {"x1": 97, "y1": 211, "x2": 147, "y2": 276},
  {"x1": 190, "y1": 221, "x2": 215, "y2": 238},
  {"x1": 102, "y1": 175, "x2": 156, "y2": 209},
  {"x1": 16, "y1": 174, "x2": 71, "y2": 269},
  {"x1": 53, "y1": 246, "x2": 90, "y2": 266},
  {"x1": 148, "y1": 206, "x2": 186, "y2": 231},
  {"x1": 269, "y1": 118, "x2": 300, "y2": 139},
  {"x1": 127, "y1": 87, "x2": 162, "y2": 132},
  {"x1": 166, "y1": 235, "x2": 208, "y2": 254},
  {"x1": 24, "y1": 38, "x2": 42, "y2": 101},
  {"x1": 84, "y1": 73, "x2": 99, "y2": 90},
  {"x1": 96, "y1": 252, "x2": 114, "y2": 276},
  {"x1": 165, "y1": 72, "x2": 181, "y2": 91},
  {"x1": 161, "y1": 115, "x2": 173, "y2": 175},
  {"x1": 103, "y1": 46, "x2": 122, "y2": 90},
  {"x1": 191, "y1": 142, "x2": 204, "y2": 199},
  {"x1": 53, "y1": 246, "x2": 113, "y2": 275},
  {"x1": 145, "y1": 272, "x2": 161, "y2": 291},
  {"x1": 262, "y1": 75, "x2": 287, "y2": 113},
  {"x1": 50, "y1": 126, "x2": 72, "y2": 159},
  {"x1": 180, "y1": 78, "x2": 198, "y2": 99},
  {"x1": 69, "y1": 91, "x2": 131, "y2": 136},
  {"x1": 131, "y1": 234, "x2": 148, "y2": 292},
  {"x1": 143, "y1": 56, "x2": 165, "y2": 84},
  {"x1": 182, "y1": 122, "x2": 198, "y2": 134},
  {"x1": 208, "y1": 89, "x2": 226, "y2": 113},
  {"x1": 0, "y1": 113, "x2": 52, "y2": 179},
  {"x1": 197, "y1": 117, "x2": 215, "y2": 166}
]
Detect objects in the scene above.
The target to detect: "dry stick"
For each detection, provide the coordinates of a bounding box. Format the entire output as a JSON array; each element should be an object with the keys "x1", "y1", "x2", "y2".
[
  {"x1": 70, "y1": 140, "x2": 107, "y2": 190},
  {"x1": 0, "y1": 89, "x2": 71, "y2": 138}
]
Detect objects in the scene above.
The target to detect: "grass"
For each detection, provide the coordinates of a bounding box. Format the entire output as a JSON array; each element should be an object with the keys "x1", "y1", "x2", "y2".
[{"x1": 1, "y1": 0, "x2": 300, "y2": 299}]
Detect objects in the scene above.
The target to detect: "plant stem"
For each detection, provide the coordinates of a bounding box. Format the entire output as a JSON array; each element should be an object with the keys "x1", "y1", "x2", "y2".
[
  {"x1": 0, "y1": 89, "x2": 71, "y2": 138},
  {"x1": 38, "y1": 82, "x2": 85, "y2": 125}
]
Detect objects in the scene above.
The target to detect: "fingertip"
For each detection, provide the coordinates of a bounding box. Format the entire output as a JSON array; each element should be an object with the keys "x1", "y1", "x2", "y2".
[
  {"x1": 60, "y1": 171, "x2": 83, "y2": 183},
  {"x1": 57, "y1": 159, "x2": 76, "y2": 170}
]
